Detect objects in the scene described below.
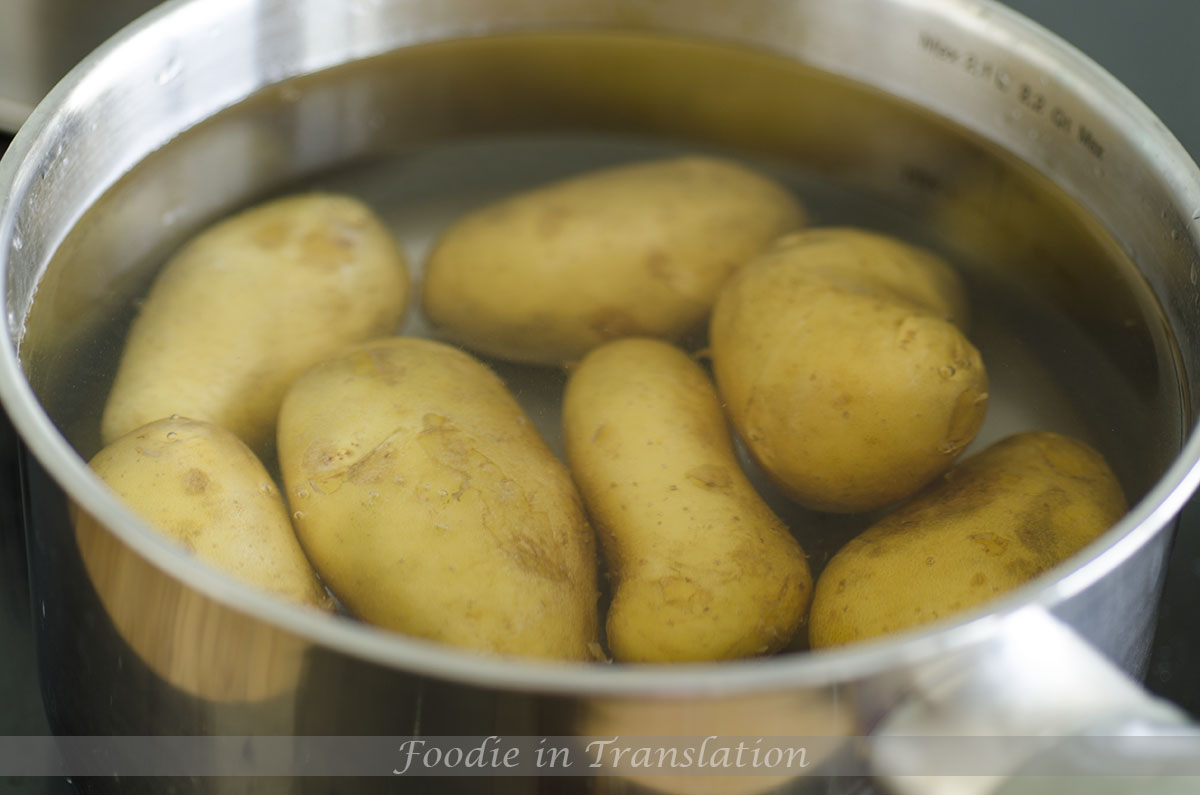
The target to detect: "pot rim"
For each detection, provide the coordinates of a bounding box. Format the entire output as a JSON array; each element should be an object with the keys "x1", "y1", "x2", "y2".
[{"x1": 3, "y1": 0, "x2": 1200, "y2": 697}]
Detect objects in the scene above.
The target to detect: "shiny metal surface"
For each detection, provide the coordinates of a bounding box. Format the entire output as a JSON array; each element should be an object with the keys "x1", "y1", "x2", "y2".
[
  {"x1": 2, "y1": 0, "x2": 1200, "y2": 792},
  {"x1": 874, "y1": 607, "x2": 1194, "y2": 795}
]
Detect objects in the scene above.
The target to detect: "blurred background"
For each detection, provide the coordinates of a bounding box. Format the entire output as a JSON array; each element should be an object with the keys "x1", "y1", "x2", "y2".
[{"x1": 1, "y1": 0, "x2": 1198, "y2": 791}]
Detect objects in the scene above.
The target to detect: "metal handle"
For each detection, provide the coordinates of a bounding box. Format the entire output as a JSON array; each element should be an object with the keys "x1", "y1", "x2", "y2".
[{"x1": 871, "y1": 606, "x2": 1198, "y2": 795}]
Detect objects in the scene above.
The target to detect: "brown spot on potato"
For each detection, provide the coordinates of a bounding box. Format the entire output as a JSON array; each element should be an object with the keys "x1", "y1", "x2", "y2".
[
  {"x1": 251, "y1": 220, "x2": 289, "y2": 248},
  {"x1": 685, "y1": 464, "x2": 733, "y2": 490},
  {"x1": 182, "y1": 468, "x2": 209, "y2": 495},
  {"x1": 1014, "y1": 488, "x2": 1070, "y2": 563},
  {"x1": 588, "y1": 309, "x2": 645, "y2": 340},
  {"x1": 536, "y1": 204, "x2": 573, "y2": 237},
  {"x1": 968, "y1": 532, "x2": 1008, "y2": 557},
  {"x1": 970, "y1": 572, "x2": 987, "y2": 587},
  {"x1": 645, "y1": 249, "x2": 673, "y2": 281},
  {"x1": 300, "y1": 227, "x2": 355, "y2": 268},
  {"x1": 1005, "y1": 557, "x2": 1044, "y2": 579}
]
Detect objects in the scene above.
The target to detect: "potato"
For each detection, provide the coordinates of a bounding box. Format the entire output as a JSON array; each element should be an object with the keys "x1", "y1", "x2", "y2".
[
  {"x1": 808, "y1": 431, "x2": 1127, "y2": 648},
  {"x1": 276, "y1": 337, "x2": 599, "y2": 660},
  {"x1": 761, "y1": 227, "x2": 970, "y2": 327},
  {"x1": 562, "y1": 338, "x2": 812, "y2": 663},
  {"x1": 421, "y1": 156, "x2": 804, "y2": 366},
  {"x1": 101, "y1": 193, "x2": 411, "y2": 456},
  {"x1": 86, "y1": 416, "x2": 329, "y2": 609},
  {"x1": 709, "y1": 227, "x2": 988, "y2": 513}
]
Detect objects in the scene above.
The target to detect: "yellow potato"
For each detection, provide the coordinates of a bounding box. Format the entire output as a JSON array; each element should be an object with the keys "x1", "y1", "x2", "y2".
[
  {"x1": 101, "y1": 193, "x2": 411, "y2": 455},
  {"x1": 709, "y1": 228, "x2": 988, "y2": 513},
  {"x1": 421, "y1": 156, "x2": 804, "y2": 365},
  {"x1": 761, "y1": 227, "x2": 970, "y2": 327},
  {"x1": 276, "y1": 337, "x2": 599, "y2": 660},
  {"x1": 86, "y1": 416, "x2": 329, "y2": 609},
  {"x1": 809, "y1": 431, "x2": 1127, "y2": 648},
  {"x1": 562, "y1": 338, "x2": 812, "y2": 663}
]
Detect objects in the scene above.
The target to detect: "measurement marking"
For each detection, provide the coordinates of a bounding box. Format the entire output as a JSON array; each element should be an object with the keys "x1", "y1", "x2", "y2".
[
  {"x1": 1078, "y1": 125, "x2": 1105, "y2": 159},
  {"x1": 918, "y1": 31, "x2": 959, "y2": 63},
  {"x1": 916, "y1": 31, "x2": 1106, "y2": 160}
]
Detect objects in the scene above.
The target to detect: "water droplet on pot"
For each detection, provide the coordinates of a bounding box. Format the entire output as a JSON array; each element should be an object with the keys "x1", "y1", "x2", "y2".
[{"x1": 11, "y1": 235, "x2": 22, "y2": 251}]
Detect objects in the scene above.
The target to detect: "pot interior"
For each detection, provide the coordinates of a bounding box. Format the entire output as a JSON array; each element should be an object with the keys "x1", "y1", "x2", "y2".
[{"x1": 5, "y1": 23, "x2": 1194, "y2": 665}]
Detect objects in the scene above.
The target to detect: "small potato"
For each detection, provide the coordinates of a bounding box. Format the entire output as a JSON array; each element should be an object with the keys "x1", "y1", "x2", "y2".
[
  {"x1": 808, "y1": 431, "x2": 1127, "y2": 648},
  {"x1": 277, "y1": 337, "x2": 599, "y2": 660},
  {"x1": 86, "y1": 416, "x2": 329, "y2": 609},
  {"x1": 101, "y1": 193, "x2": 411, "y2": 455},
  {"x1": 710, "y1": 228, "x2": 988, "y2": 513},
  {"x1": 421, "y1": 156, "x2": 804, "y2": 365},
  {"x1": 563, "y1": 338, "x2": 812, "y2": 663}
]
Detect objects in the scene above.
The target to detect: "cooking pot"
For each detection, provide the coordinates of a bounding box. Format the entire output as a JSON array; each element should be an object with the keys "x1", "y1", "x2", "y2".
[{"x1": 2, "y1": 0, "x2": 1200, "y2": 792}]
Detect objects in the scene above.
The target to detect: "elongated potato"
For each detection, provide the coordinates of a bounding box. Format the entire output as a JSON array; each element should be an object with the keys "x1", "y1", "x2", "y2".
[
  {"x1": 422, "y1": 156, "x2": 804, "y2": 365},
  {"x1": 277, "y1": 337, "x2": 599, "y2": 660},
  {"x1": 101, "y1": 193, "x2": 411, "y2": 455},
  {"x1": 809, "y1": 431, "x2": 1127, "y2": 647},
  {"x1": 710, "y1": 228, "x2": 988, "y2": 513},
  {"x1": 86, "y1": 416, "x2": 329, "y2": 609},
  {"x1": 563, "y1": 338, "x2": 812, "y2": 663}
]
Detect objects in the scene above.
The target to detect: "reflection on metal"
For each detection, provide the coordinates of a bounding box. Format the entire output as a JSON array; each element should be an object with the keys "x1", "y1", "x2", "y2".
[
  {"x1": 873, "y1": 607, "x2": 1191, "y2": 795},
  {"x1": 73, "y1": 499, "x2": 309, "y2": 703}
]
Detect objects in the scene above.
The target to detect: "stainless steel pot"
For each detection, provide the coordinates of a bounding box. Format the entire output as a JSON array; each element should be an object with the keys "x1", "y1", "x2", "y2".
[{"x1": 3, "y1": 0, "x2": 1200, "y2": 792}]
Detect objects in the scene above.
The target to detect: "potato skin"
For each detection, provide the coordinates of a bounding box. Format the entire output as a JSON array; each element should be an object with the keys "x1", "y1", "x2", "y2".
[
  {"x1": 277, "y1": 337, "x2": 599, "y2": 660},
  {"x1": 562, "y1": 338, "x2": 812, "y2": 663},
  {"x1": 809, "y1": 431, "x2": 1127, "y2": 648},
  {"x1": 421, "y1": 156, "x2": 804, "y2": 365},
  {"x1": 101, "y1": 193, "x2": 411, "y2": 455},
  {"x1": 762, "y1": 227, "x2": 970, "y2": 327},
  {"x1": 710, "y1": 228, "x2": 987, "y2": 513},
  {"x1": 87, "y1": 416, "x2": 329, "y2": 608}
]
